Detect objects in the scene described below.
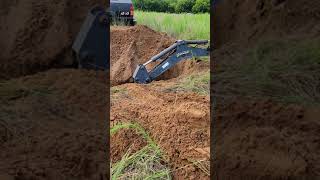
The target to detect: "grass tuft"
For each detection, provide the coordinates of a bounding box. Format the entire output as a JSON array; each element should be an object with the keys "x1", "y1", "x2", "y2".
[
  {"x1": 168, "y1": 71, "x2": 210, "y2": 95},
  {"x1": 111, "y1": 122, "x2": 171, "y2": 180}
]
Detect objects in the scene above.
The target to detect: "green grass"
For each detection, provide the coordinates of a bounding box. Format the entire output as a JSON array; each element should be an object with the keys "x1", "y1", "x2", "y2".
[
  {"x1": 168, "y1": 71, "x2": 210, "y2": 95},
  {"x1": 135, "y1": 11, "x2": 210, "y2": 40},
  {"x1": 111, "y1": 122, "x2": 171, "y2": 180},
  {"x1": 216, "y1": 38, "x2": 320, "y2": 105}
]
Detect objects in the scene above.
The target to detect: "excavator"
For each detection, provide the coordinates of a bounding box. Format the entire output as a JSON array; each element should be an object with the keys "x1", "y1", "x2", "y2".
[{"x1": 72, "y1": 6, "x2": 209, "y2": 84}]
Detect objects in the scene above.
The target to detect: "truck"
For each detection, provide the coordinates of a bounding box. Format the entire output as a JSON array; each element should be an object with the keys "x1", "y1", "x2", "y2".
[{"x1": 110, "y1": 0, "x2": 136, "y2": 26}]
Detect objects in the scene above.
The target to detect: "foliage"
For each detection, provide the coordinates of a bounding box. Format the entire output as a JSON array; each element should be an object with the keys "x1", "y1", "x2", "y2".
[
  {"x1": 175, "y1": 0, "x2": 195, "y2": 13},
  {"x1": 132, "y1": 0, "x2": 210, "y2": 13},
  {"x1": 192, "y1": 0, "x2": 210, "y2": 13}
]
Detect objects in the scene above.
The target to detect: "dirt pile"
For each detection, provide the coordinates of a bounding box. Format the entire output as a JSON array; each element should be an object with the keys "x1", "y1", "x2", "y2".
[
  {"x1": 0, "y1": 0, "x2": 106, "y2": 80},
  {"x1": 0, "y1": 69, "x2": 108, "y2": 179},
  {"x1": 111, "y1": 83, "x2": 210, "y2": 179},
  {"x1": 213, "y1": 99, "x2": 320, "y2": 179},
  {"x1": 111, "y1": 25, "x2": 202, "y2": 85},
  {"x1": 213, "y1": 0, "x2": 320, "y2": 46}
]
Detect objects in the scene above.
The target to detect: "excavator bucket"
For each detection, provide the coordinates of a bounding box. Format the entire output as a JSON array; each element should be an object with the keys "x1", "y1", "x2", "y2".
[{"x1": 72, "y1": 6, "x2": 109, "y2": 70}]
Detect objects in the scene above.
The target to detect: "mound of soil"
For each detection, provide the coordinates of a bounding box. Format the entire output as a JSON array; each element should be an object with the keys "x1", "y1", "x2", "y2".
[
  {"x1": 213, "y1": 0, "x2": 320, "y2": 47},
  {"x1": 0, "y1": 0, "x2": 106, "y2": 80},
  {"x1": 111, "y1": 83, "x2": 210, "y2": 179},
  {"x1": 111, "y1": 25, "x2": 204, "y2": 85},
  {"x1": 213, "y1": 99, "x2": 320, "y2": 179},
  {"x1": 0, "y1": 69, "x2": 108, "y2": 179}
]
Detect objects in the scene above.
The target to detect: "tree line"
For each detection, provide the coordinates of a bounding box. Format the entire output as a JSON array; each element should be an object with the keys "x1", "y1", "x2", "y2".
[{"x1": 132, "y1": 0, "x2": 210, "y2": 13}]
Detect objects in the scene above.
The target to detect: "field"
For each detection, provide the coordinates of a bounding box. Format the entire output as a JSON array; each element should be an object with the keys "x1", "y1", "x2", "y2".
[{"x1": 135, "y1": 11, "x2": 210, "y2": 40}]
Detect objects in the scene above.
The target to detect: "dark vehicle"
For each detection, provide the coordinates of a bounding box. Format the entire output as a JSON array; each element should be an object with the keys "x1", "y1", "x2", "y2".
[{"x1": 110, "y1": 0, "x2": 136, "y2": 26}]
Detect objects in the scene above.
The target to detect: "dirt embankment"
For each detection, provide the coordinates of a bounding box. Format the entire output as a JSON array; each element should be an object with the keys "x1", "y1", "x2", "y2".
[
  {"x1": 212, "y1": 0, "x2": 320, "y2": 179},
  {"x1": 0, "y1": 0, "x2": 106, "y2": 80}
]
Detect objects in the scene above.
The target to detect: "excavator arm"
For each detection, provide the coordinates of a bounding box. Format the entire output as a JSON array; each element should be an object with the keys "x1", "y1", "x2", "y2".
[{"x1": 133, "y1": 40, "x2": 209, "y2": 84}]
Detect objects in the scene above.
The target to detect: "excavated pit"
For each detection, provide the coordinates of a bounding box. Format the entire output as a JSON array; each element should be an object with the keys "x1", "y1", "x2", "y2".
[{"x1": 110, "y1": 25, "x2": 208, "y2": 86}]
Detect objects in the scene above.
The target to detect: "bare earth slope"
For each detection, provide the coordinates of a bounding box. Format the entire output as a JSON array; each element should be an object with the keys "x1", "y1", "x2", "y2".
[{"x1": 212, "y1": 0, "x2": 320, "y2": 179}]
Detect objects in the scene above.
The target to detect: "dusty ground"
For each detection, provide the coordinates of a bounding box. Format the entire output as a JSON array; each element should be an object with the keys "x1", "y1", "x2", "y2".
[
  {"x1": 0, "y1": 0, "x2": 109, "y2": 179},
  {"x1": 212, "y1": 0, "x2": 320, "y2": 179},
  {"x1": 110, "y1": 26, "x2": 210, "y2": 179},
  {"x1": 0, "y1": 70, "x2": 108, "y2": 180}
]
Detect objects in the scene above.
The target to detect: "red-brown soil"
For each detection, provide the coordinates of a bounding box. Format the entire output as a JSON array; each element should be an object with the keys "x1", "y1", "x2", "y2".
[
  {"x1": 0, "y1": 0, "x2": 106, "y2": 80},
  {"x1": 110, "y1": 25, "x2": 174, "y2": 85},
  {"x1": 214, "y1": 99, "x2": 320, "y2": 179},
  {"x1": 213, "y1": 0, "x2": 320, "y2": 47},
  {"x1": 111, "y1": 83, "x2": 210, "y2": 179},
  {"x1": 0, "y1": 69, "x2": 108, "y2": 180},
  {"x1": 111, "y1": 128, "x2": 147, "y2": 162},
  {"x1": 212, "y1": 0, "x2": 320, "y2": 179}
]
